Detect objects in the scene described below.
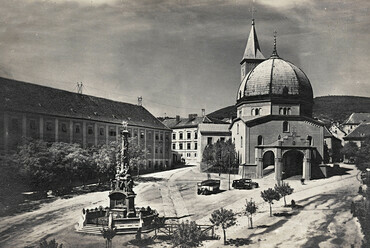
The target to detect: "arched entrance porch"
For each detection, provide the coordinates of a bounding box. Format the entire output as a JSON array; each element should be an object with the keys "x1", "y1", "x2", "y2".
[
  {"x1": 282, "y1": 150, "x2": 304, "y2": 179},
  {"x1": 262, "y1": 151, "x2": 275, "y2": 176}
]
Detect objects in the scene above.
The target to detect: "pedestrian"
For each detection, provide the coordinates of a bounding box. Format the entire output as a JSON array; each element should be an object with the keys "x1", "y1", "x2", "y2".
[
  {"x1": 291, "y1": 199, "x2": 296, "y2": 209},
  {"x1": 350, "y1": 201, "x2": 355, "y2": 214},
  {"x1": 358, "y1": 186, "x2": 363, "y2": 194},
  {"x1": 300, "y1": 178, "x2": 305, "y2": 185}
]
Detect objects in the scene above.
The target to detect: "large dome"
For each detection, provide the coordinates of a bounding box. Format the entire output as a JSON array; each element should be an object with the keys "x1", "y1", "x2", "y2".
[{"x1": 237, "y1": 57, "x2": 313, "y2": 104}]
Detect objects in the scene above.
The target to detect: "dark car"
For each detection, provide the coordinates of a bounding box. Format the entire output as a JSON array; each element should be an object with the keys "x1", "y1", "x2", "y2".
[
  {"x1": 197, "y1": 179, "x2": 221, "y2": 195},
  {"x1": 232, "y1": 178, "x2": 259, "y2": 189}
]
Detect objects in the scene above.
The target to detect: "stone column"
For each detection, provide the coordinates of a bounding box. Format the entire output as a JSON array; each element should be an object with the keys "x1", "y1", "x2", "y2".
[
  {"x1": 4, "y1": 112, "x2": 9, "y2": 153},
  {"x1": 255, "y1": 148, "x2": 263, "y2": 178},
  {"x1": 105, "y1": 124, "x2": 109, "y2": 145},
  {"x1": 55, "y1": 119, "x2": 59, "y2": 142},
  {"x1": 39, "y1": 116, "x2": 44, "y2": 140},
  {"x1": 94, "y1": 123, "x2": 98, "y2": 146},
  {"x1": 82, "y1": 121, "x2": 86, "y2": 148},
  {"x1": 303, "y1": 149, "x2": 311, "y2": 180},
  {"x1": 69, "y1": 120, "x2": 73, "y2": 143},
  {"x1": 275, "y1": 147, "x2": 282, "y2": 182}
]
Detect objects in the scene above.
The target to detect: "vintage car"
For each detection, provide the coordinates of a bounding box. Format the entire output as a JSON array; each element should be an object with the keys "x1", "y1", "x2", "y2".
[
  {"x1": 197, "y1": 179, "x2": 221, "y2": 195},
  {"x1": 232, "y1": 178, "x2": 259, "y2": 189}
]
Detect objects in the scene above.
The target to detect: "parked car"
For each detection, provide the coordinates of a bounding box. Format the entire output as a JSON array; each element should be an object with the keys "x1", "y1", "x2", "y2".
[
  {"x1": 232, "y1": 178, "x2": 259, "y2": 189},
  {"x1": 197, "y1": 179, "x2": 220, "y2": 195}
]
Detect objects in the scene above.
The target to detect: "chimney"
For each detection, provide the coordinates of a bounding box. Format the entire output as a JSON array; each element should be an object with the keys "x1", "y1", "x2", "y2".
[
  {"x1": 176, "y1": 115, "x2": 180, "y2": 122},
  {"x1": 202, "y1": 109, "x2": 205, "y2": 117},
  {"x1": 137, "y1": 96, "x2": 142, "y2": 106},
  {"x1": 188, "y1": 113, "x2": 198, "y2": 120}
]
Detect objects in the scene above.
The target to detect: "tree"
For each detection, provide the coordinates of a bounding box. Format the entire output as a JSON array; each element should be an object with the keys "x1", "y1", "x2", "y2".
[
  {"x1": 101, "y1": 227, "x2": 116, "y2": 248},
  {"x1": 93, "y1": 142, "x2": 119, "y2": 184},
  {"x1": 261, "y1": 188, "x2": 281, "y2": 217},
  {"x1": 201, "y1": 140, "x2": 237, "y2": 174},
  {"x1": 341, "y1": 142, "x2": 359, "y2": 163},
  {"x1": 172, "y1": 221, "x2": 204, "y2": 248},
  {"x1": 355, "y1": 137, "x2": 370, "y2": 172},
  {"x1": 209, "y1": 208, "x2": 236, "y2": 244},
  {"x1": 245, "y1": 199, "x2": 258, "y2": 229},
  {"x1": 13, "y1": 138, "x2": 54, "y2": 192},
  {"x1": 274, "y1": 182, "x2": 294, "y2": 207},
  {"x1": 127, "y1": 138, "x2": 147, "y2": 177},
  {"x1": 93, "y1": 138, "x2": 147, "y2": 183}
]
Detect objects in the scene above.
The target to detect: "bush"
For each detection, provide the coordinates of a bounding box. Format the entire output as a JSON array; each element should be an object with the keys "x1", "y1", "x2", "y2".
[
  {"x1": 172, "y1": 221, "x2": 204, "y2": 248},
  {"x1": 39, "y1": 238, "x2": 63, "y2": 248}
]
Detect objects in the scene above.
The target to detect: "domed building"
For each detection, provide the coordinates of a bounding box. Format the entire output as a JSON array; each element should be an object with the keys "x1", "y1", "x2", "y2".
[{"x1": 230, "y1": 20, "x2": 325, "y2": 181}]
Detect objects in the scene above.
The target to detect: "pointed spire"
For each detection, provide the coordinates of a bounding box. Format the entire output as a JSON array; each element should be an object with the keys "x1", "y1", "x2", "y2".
[
  {"x1": 271, "y1": 30, "x2": 279, "y2": 58},
  {"x1": 241, "y1": 19, "x2": 265, "y2": 63}
]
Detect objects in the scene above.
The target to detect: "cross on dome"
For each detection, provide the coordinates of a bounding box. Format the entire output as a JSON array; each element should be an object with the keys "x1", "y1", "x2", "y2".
[{"x1": 271, "y1": 30, "x2": 279, "y2": 58}]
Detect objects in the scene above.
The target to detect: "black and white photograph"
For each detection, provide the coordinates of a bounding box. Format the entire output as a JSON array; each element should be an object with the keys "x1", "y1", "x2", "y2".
[{"x1": 0, "y1": 0, "x2": 369, "y2": 247}]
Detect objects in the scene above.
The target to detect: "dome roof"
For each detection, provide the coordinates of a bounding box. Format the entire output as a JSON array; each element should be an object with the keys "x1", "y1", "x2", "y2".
[{"x1": 237, "y1": 57, "x2": 313, "y2": 103}]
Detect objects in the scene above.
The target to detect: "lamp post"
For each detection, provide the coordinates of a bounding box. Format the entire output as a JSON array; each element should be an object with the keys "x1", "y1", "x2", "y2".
[{"x1": 228, "y1": 152, "x2": 231, "y2": 190}]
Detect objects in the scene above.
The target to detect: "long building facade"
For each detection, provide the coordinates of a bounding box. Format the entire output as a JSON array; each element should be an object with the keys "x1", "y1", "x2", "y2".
[{"x1": 0, "y1": 77, "x2": 172, "y2": 172}]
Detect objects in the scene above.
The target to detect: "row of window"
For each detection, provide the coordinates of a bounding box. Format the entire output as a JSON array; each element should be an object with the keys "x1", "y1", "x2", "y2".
[
  {"x1": 173, "y1": 131, "x2": 198, "y2": 140},
  {"x1": 279, "y1": 107, "x2": 292, "y2": 115},
  {"x1": 147, "y1": 146, "x2": 170, "y2": 154},
  {"x1": 9, "y1": 118, "x2": 170, "y2": 140},
  {"x1": 185, "y1": 152, "x2": 197, "y2": 158},
  {"x1": 173, "y1": 142, "x2": 198, "y2": 150},
  {"x1": 238, "y1": 108, "x2": 262, "y2": 117},
  {"x1": 237, "y1": 106, "x2": 293, "y2": 117}
]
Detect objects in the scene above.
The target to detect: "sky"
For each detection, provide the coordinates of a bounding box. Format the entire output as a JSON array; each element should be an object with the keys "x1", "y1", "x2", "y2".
[{"x1": 0, "y1": 0, "x2": 369, "y2": 117}]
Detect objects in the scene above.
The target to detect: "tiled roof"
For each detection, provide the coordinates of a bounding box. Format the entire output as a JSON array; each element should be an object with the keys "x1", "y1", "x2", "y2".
[
  {"x1": 162, "y1": 116, "x2": 228, "y2": 129},
  {"x1": 0, "y1": 77, "x2": 170, "y2": 130},
  {"x1": 343, "y1": 113, "x2": 370, "y2": 124},
  {"x1": 344, "y1": 123, "x2": 370, "y2": 140},
  {"x1": 237, "y1": 57, "x2": 313, "y2": 103},
  {"x1": 198, "y1": 123, "x2": 231, "y2": 133},
  {"x1": 230, "y1": 115, "x2": 324, "y2": 129},
  {"x1": 324, "y1": 126, "x2": 333, "y2": 138}
]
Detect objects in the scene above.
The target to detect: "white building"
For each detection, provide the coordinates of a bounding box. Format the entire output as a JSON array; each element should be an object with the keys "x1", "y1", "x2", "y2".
[{"x1": 162, "y1": 111, "x2": 230, "y2": 166}]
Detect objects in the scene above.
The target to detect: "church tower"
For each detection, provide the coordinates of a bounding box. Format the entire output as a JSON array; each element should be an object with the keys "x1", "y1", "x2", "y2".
[{"x1": 240, "y1": 19, "x2": 265, "y2": 80}]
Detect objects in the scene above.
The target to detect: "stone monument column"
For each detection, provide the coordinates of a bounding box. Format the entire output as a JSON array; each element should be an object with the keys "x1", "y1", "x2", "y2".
[
  {"x1": 303, "y1": 149, "x2": 311, "y2": 180},
  {"x1": 120, "y1": 121, "x2": 136, "y2": 217}
]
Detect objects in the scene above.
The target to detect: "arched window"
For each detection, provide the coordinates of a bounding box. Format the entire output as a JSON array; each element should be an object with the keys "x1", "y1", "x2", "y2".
[
  {"x1": 307, "y1": 135, "x2": 313, "y2": 146},
  {"x1": 283, "y1": 108, "x2": 287, "y2": 115},
  {"x1": 283, "y1": 121, "x2": 289, "y2": 132},
  {"x1": 237, "y1": 124, "x2": 239, "y2": 134},
  {"x1": 258, "y1": 135, "x2": 263, "y2": 145},
  {"x1": 255, "y1": 108, "x2": 259, "y2": 116}
]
